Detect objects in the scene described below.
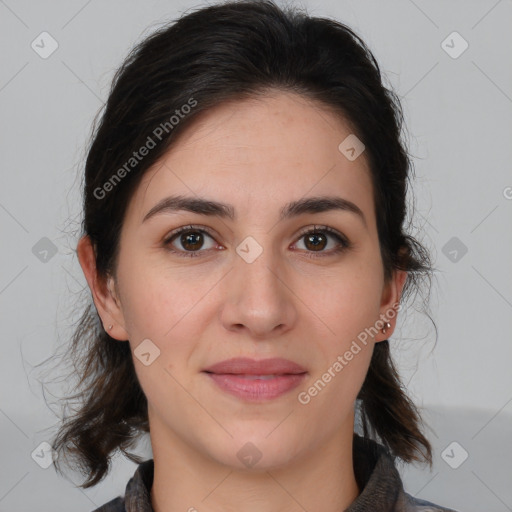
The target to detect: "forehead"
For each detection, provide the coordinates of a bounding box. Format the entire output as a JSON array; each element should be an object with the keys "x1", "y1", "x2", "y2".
[{"x1": 129, "y1": 91, "x2": 375, "y2": 226}]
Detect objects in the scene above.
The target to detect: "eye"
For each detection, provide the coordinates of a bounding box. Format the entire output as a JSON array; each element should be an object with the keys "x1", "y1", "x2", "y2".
[
  {"x1": 292, "y1": 225, "x2": 350, "y2": 257},
  {"x1": 163, "y1": 225, "x2": 219, "y2": 257},
  {"x1": 163, "y1": 224, "x2": 351, "y2": 259}
]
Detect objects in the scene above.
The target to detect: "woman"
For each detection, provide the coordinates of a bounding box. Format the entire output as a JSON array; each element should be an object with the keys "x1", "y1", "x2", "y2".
[{"x1": 51, "y1": 1, "x2": 458, "y2": 510}]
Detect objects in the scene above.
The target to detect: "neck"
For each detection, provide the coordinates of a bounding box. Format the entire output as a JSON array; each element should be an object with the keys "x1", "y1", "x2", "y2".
[{"x1": 149, "y1": 415, "x2": 360, "y2": 512}]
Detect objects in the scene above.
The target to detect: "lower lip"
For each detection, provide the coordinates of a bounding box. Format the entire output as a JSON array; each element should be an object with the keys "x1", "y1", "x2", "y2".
[{"x1": 204, "y1": 372, "x2": 307, "y2": 401}]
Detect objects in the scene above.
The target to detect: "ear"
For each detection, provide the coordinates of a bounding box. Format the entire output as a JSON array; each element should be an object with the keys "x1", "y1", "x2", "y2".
[
  {"x1": 374, "y1": 267, "x2": 407, "y2": 343},
  {"x1": 76, "y1": 235, "x2": 129, "y2": 341}
]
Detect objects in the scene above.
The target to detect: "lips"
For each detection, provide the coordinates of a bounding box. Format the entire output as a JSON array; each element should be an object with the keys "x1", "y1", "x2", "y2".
[
  {"x1": 202, "y1": 357, "x2": 307, "y2": 376},
  {"x1": 202, "y1": 357, "x2": 307, "y2": 402}
]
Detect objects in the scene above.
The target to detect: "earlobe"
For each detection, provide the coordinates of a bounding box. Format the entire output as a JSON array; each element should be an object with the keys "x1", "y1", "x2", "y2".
[
  {"x1": 76, "y1": 235, "x2": 129, "y2": 341},
  {"x1": 376, "y1": 268, "x2": 408, "y2": 342}
]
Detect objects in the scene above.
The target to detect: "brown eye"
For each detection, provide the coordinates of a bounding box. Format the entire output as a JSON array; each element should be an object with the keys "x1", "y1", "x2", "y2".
[
  {"x1": 304, "y1": 232, "x2": 328, "y2": 251},
  {"x1": 293, "y1": 226, "x2": 350, "y2": 257},
  {"x1": 164, "y1": 226, "x2": 217, "y2": 257},
  {"x1": 180, "y1": 231, "x2": 205, "y2": 251}
]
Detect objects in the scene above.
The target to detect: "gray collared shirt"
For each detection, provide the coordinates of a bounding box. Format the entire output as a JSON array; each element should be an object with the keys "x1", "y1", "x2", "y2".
[{"x1": 92, "y1": 435, "x2": 459, "y2": 512}]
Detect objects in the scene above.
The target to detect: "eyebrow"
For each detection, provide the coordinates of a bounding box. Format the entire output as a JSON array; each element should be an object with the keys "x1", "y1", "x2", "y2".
[{"x1": 142, "y1": 194, "x2": 366, "y2": 227}]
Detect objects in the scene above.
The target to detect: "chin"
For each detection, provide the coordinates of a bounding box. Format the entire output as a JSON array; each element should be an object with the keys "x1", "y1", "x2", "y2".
[{"x1": 202, "y1": 431, "x2": 301, "y2": 472}]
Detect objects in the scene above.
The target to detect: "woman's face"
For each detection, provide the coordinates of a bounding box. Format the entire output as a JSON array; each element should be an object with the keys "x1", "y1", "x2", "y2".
[{"x1": 93, "y1": 91, "x2": 404, "y2": 470}]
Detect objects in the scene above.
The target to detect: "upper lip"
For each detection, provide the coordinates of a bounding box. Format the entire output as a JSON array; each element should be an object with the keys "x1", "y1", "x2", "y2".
[{"x1": 203, "y1": 357, "x2": 307, "y2": 375}]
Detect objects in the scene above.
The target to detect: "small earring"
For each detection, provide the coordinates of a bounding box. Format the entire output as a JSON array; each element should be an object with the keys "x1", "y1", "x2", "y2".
[
  {"x1": 381, "y1": 322, "x2": 391, "y2": 334},
  {"x1": 108, "y1": 324, "x2": 113, "y2": 330}
]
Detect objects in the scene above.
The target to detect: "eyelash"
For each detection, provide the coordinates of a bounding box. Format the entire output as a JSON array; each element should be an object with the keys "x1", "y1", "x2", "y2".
[{"x1": 163, "y1": 224, "x2": 351, "y2": 259}]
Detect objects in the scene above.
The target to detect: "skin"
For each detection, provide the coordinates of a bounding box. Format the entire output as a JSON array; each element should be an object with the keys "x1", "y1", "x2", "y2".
[{"x1": 78, "y1": 90, "x2": 406, "y2": 512}]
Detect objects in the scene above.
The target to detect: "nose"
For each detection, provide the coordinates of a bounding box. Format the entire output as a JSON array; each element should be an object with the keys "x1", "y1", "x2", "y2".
[{"x1": 219, "y1": 244, "x2": 298, "y2": 339}]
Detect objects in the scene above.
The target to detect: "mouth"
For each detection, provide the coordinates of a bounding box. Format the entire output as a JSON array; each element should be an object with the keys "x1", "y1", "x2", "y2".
[{"x1": 202, "y1": 357, "x2": 307, "y2": 402}]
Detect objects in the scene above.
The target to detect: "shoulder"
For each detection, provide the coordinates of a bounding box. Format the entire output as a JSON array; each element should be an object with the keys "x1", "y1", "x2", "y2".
[
  {"x1": 351, "y1": 434, "x2": 460, "y2": 512},
  {"x1": 91, "y1": 496, "x2": 125, "y2": 512},
  {"x1": 403, "y1": 492, "x2": 460, "y2": 512},
  {"x1": 90, "y1": 459, "x2": 154, "y2": 512}
]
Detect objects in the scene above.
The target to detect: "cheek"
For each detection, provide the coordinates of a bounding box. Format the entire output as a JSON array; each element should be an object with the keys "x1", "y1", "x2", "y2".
[
  {"x1": 309, "y1": 262, "x2": 383, "y2": 345},
  {"x1": 120, "y1": 281, "x2": 171, "y2": 339},
  {"x1": 116, "y1": 250, "x2": 207, "y2": 339},
  {"x1": 119, "y1": 268, "x2": 200, "y2": 399}
]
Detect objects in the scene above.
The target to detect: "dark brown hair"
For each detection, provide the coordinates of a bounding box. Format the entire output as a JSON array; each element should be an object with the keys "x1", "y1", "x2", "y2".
[{"x1": 50, "y1": 0, "x2": 435, "y2": 488}]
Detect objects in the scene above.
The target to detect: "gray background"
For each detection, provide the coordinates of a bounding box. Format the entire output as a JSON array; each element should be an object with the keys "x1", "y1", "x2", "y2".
[{"x1": 1, "y1": 0, "x2": 511, "y2": 511}]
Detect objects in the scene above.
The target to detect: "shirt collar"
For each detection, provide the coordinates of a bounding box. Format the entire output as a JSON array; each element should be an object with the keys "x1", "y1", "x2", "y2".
[{"x1": 347, "y1": 435, "x2": 405, "y2": 511}]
